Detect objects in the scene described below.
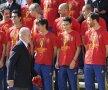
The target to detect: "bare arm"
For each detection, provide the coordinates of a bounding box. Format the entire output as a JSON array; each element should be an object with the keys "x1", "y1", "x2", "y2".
[
  {"x1": 55, "y1": 48, "x2": 60, "y2": 69},
  {"x1": 53, "y1": 46, "x2": 57, "y2": 59},
  {"x1": 106, "y1": 45, "x2": 108, "y2": 57},
  {"x1": 0, "y1": 43, "x2": 6, "y2": 68},
  {"x1": 70, "y1": 46, "x2": 81, "y2": 69},
  {"x1": 6, "y1": 41, "x2": 10, "y2": 59}
]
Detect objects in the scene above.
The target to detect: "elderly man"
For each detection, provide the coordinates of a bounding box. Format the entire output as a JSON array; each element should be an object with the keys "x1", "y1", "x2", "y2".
[{"x1": 7, "y1": 27, "x2": 32, "y2": 90}]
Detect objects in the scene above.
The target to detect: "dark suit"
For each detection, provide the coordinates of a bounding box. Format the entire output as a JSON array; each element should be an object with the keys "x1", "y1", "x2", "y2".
[
  {"x1": 7, "y1": 40, "x2": 32, "y2": 89},
  {"x1": 87, "y1": 0, "x2": 108, "y2": 28},
  {"x1": 8, "y1": 2, "x2": 21, "y2": 12}
]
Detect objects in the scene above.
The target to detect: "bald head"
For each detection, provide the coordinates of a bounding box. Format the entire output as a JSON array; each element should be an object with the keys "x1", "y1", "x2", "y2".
[
  {"x1": 58, "y1": 3, "x2": 69, "y2": 17},
  {"x1": 59, "y1": 3, "x2": 69, "y2": 10},
  {"x1": 19, "y1": 27, "x2": 31, "y2": 43},
  {"x1": 29, "y1": 3, "x2": 42, "y2": 17},
  {"x1": 82, "y1": 4, "x2": 93, "y2": 19},
  {"x1": 29, "y1": 3, "x2": 41, "y2": 14},
  {"x1": 82, "y1": 4, "x2": 93, "y2": 11}
]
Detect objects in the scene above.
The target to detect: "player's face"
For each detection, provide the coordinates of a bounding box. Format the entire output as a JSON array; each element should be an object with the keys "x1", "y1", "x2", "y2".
[
  {"x1": 11, "y1": 13, "x2": 21, "y2": 24},
  {"x1": 24, "y1": 30, "x2": 31, "y2": 43},
  {"x1": 82, "y1": 7, "x2": 90, "y2": 19},
  {"x1": 3, "y1": 9, "x2": 10, "y2": 19},
  {"x1": 62, "y1": 21, "x2": 72, "y2": 31},
  {"x1": 58, "y1": 7, "x2": 65, "y2": 17},
  {"x1": 87, "y1": 17, "x2": 94, "y2": 28},
  {"x1": 29, "y1": 8, "x2": 35, "y2": 17},
  {"x1": 37, "y1": 24, "x2": 44, "y2": 32}
]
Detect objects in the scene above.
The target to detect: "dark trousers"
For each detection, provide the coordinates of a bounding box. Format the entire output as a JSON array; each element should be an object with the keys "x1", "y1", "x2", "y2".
[
  {"x1": 84, "y1": 64, "x2": 105, "y2": 90},
  {"x1": 34, "y1": 64, "x2": 52, "y2": 90},
  {"x1": 15, "y1": 87, "x2": 29, "y2": 90},
  {"x1": 0, "y1": 67, "x2": 4, "y2": 90},
  {"x1": 58, "y1": 66, "x2": 78, "y2": 90}
]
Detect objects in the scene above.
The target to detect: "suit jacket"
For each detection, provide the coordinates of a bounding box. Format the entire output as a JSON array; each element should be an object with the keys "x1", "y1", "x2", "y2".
[
  {"x1": 7, "y1": 40, "x2": 32, "y2": 88},
  {"x1": 87, "y1": 0, "x2": 108, "y2": 12},
  {"x1": 8, "y1": 2, "x2": 21, "y2": 12},
  {"x1": 0, "y1": 2, "x2": 20, "y2": 12}
]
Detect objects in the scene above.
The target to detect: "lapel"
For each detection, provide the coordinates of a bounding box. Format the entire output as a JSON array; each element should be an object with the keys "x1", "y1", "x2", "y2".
[
  {"x1": 17, "y1": 40, "x2": 28, "y2": 52},
  {"x1": 18, "y1": 40, "x2": 32, "y2": 59}
]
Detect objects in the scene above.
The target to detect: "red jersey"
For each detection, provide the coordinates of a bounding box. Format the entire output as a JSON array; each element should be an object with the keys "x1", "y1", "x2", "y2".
[
  {"x1": 0, "y1": 19, "x2": 13, "y2": 43},
  {"x1": 84, "y1": 27, "x2": 108, "y2": 65},
  {"x1": 81, "y1": 17, "x2": 107, "y2": 36},
  {"x1": 63, "y1": 0, "x2": 84, "y2": 19},
  {"x1": 0, "y1": 31, "x2": 6, "y2": 59},
  {"x1": 53, "y1": 16, "x2": 80, "y2": 36},
  {"x1": 40, "y1": 0, "x2": 60, "y2": 27},
  {"x1": 21, "y1": 6, "x2": 35, "y2": 30},
  {"x1": 57, "y1": 30, "x2": 81, "y2": 67},
  {"x1": 34, "y1": 32, "x2": 56, "y2": 65},
  {"x1": 9, "y1": 26, "x2": 22, "y2": 50}
]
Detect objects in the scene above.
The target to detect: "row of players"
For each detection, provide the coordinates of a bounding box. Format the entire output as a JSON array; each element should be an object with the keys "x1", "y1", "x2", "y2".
[{"x1": 0, "y1": 1, "x2": 108, "y2": 90}]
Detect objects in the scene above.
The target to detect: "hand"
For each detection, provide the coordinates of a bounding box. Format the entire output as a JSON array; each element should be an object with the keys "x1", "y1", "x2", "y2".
[
  {"x1": 55, "y1": 61, "x2": 59, "y2": 69},
  {"x1": 99, "y1": 10, "x2": 106, "y2": 14},
  {"x1": 7, "y1": 80, "x2": 14, "y2": 87},
  {"x1": 69, "y1": 60, "x2": 76, "y2": 69}
]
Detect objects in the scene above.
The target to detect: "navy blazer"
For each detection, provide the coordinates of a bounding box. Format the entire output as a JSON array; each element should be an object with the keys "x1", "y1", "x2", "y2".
[
  {"x1": 7, "y1": 40, "x2": 32, "y2": 88},
  {"x1": 8, "y1": 2, "x2": 20, "y2": 12}
]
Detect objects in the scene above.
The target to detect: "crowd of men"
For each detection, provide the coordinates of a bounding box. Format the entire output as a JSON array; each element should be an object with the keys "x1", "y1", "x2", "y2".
[{"x1": 0, "y1": 0, "x2": 108, "y2": 90}]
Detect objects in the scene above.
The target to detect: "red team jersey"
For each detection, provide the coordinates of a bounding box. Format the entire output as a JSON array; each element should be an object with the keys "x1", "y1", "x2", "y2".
[
  {"x1": 0, "y1": 31, "x2": 6, "y2": 59},
  {"x1": 63, "y1": 0, "x2": 84, "y2": 19},
  {"x1": 53, "y1": 17, "x2": 80, "y2": 36},
  {"x1": 21, "y1": 6, "x2": 35, "y2": 30},
  {"x1": 40, "y1": 0, "x2": 61, "y2": 27},
  {"x1": 9, "y1": 26, "x2": 22, "y2": 50},
  {"x1": 34, "y1": 32, "x2": 56, "y2": 65},
  {"x1": 81, "y1": 17, "x2": 107, "y2": 36},
  {"x1": 57, "y1": 30, "x2": 81, "y2": 67},
  {"x1": 0, "y1": 19, "x2": 13, "y2": 43},
  {"x1": 84, "y1": 27, "x2": 108, "y2": 65}
]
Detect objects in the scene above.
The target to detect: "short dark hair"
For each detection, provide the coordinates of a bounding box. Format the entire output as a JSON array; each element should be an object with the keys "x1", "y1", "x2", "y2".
[
  {"x1": 88, "y1": 12, "x2": 100, "y2": 22},
  {"x1": 37, "y1": 18, "x2": 48, "y2": 30},
  {"x1": 12, "y1": 10, "x2": 21, "y2": 17},
  {"x1": 1, "y1": 6, "x2": 10, "y2": 14},
  {"x1": 62, "y1": 16, "x2": 72, "y2": 23}
]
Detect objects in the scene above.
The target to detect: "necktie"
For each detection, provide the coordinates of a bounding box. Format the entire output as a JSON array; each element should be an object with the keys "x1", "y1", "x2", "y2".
[
  {"x1": 27, "y1": 44, "x2": 31, "y2": 55},
  {"x1": 8, "y1": 4, "x2": 10, "y2": 8}
]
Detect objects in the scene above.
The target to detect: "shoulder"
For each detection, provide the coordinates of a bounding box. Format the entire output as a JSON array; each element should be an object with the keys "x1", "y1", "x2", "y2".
[
  {"x1": 21, "y1": 6, "x2": 27, "y2": 11},
  {"x1": 48, "y1": 32, "x2": 56, "y2": 37},
  {"x1": 55, "y1": 17, "x2": 62, "y2": 22},
  {"x1": 12, "y1": 2, "x2": 20, "y2": 6},
  {"x1": 82, "y1": 20, "x2": 87, "y2": 24},
  {"x1": 71, "y1": 30, "x2": 79, "y2": 35},
  {"x1": 9, "y1": 26, "x2": 15, "y2": 32},
  {"x1": 12, "y1": 41, "x2": 24, "y2": 51}
]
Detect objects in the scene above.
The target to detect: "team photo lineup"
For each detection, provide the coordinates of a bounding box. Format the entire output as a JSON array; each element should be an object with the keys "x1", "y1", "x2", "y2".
[{"x1": 0, "y1": 0, "x2": 108, "y2": 90}]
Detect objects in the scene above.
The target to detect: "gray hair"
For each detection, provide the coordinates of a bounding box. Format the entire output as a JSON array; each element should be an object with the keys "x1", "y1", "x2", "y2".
[
  {"x1": 29, "y1": 3, "x2": 42, "y2": 14},
  {"x1": 19, "y1": 27, "x2": 30, "y2": 39}
]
